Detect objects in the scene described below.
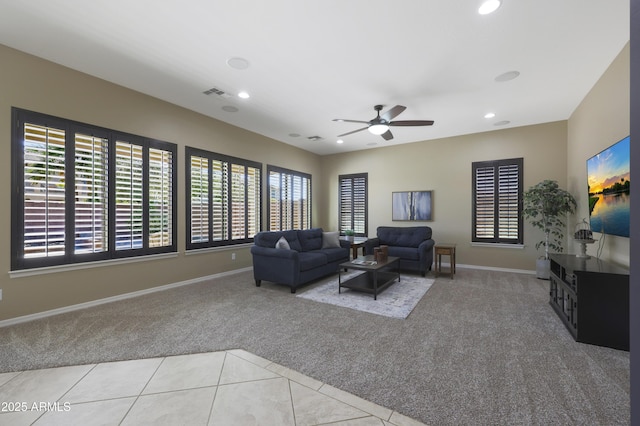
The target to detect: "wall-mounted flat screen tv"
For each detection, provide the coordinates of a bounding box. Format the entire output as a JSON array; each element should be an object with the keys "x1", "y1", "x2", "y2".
[{"x1": 587, "y1": 135, "x2": 630, "y2": 238}]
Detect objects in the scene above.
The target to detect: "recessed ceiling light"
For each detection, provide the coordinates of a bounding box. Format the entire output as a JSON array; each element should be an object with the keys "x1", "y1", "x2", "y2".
[
  {"x1": 221, "y1": 105, "x2": 238, "y2": 113},
  {"x1": 494, "y1": 120, "x2": 511, "y2": 126},
  {"x1": 289, "y1": 133, "x2": 300, "y2": 138},
  {"x1": 238, "y1": 91, "x2": 250, "y2": 99},
  {"x1": 495, "y1": 70, "x2": 520, "y2": 82},
  {"x1": 484, "y1": 112, "x2": 496, "y2": 119},
  {"x1": 227, "y1": 57, "x2": 250, "y2": 70},
  {"x1": 337, "y1": 139, "x2": 344, "y2": 144},
  {"x1": 478, "y1": 0, "x2": 501, "y2": 15}
]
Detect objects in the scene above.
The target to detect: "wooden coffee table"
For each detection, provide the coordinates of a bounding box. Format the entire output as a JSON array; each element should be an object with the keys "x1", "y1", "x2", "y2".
[{"x1": 338, "y1": 255, "x2": 400, "y2": 300}]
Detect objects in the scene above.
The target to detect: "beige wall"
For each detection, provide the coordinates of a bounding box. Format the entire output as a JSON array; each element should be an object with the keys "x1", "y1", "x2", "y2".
[
  {"x1": 568, "y1": 43, "x2": 630, "y2": 266},
  {"x1": 0, "y1": 40, "x2": 630, "y2": 321},
  {"x1": 0, "y1": 44, "x2": 322, "y2": 321},
  {"x1": 319, "y1": 121, "x2": 569, "y2": 271}
]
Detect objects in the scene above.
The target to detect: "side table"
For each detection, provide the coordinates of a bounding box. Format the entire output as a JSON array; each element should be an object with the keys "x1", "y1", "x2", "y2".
[
  {"x1": 435, "y1": 243, "x2": 456, "y2": 279},
  {"x1": 341, "y1": 236, "x2": 368, "y2": 259}
]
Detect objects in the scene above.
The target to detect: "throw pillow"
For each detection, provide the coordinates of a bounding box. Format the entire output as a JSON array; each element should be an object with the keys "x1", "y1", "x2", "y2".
[
  {"x1": 275, "y1": 236, "x2": 291, "y2": 250},
  {"x1": 322, "y1": 231, "x2": 340, "y2": 248}
]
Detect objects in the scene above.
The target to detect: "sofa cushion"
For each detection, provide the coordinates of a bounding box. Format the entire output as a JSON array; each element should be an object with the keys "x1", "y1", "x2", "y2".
[
  {"x1": 276, "y1": 236, "x2": 290, "y2": 249},
  {"x1": 388, "y1": 246, "x2": 420, "y2": 261},
  {"x1": 322, "y1": 231, "x2": 340, "y2": 248},
  {"x1": 255, "y1": 230, "x2": 302, "y2": 251},
  {"x1": 298, "y1": 228, "x2": 324, "y2": 251},
  {"x1": 310, "y1": 247, "x2": 345, "y2": 263},
  {"x1": 298, "y1": 252, "x2": 327, "y2": 271},
  {"x1": 377, "y1": 226, "x2": 432, "y2": 248}
]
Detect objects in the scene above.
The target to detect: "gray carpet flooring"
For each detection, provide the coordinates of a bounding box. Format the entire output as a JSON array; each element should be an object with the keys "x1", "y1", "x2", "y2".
[{"x1": 0, "y1": 268, "x2": 630, "y2": 425}]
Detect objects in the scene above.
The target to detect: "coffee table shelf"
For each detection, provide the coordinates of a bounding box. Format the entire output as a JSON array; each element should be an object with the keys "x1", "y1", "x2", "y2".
[{"x1": 338, "y1": 256, "x2": 400, "y2": 300}]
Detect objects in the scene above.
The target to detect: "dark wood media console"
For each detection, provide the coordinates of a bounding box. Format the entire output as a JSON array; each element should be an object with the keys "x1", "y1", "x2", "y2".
[{"x1": 549, "y1": 254, "x2": 629, "y2": 351}]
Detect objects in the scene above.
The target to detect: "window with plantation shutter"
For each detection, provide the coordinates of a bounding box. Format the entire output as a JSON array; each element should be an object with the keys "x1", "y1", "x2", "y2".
[
  {"x1": 472, "y1": 158, "x2": 523, "y2": 244},
  {"x1": 186, "y1": 147, "x2": 261, "y2": 249},
  {"x1": 11, "y1": 108, "x2": 177, "y2": 271},
  {"x1": 339, "y1": 173, "x2": 368, "y2": 236},
  {"x1": 267, "y1": 165, "x2": 311, "y2": 231}
]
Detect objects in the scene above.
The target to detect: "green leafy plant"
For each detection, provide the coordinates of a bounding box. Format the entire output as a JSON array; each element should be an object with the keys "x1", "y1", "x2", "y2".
[
  {"x1": 344, "y1": 229, "x2": 355, "y2": 236},
  {"x1": 523, "y1": 180, "x2": 577, "y2": 259}
]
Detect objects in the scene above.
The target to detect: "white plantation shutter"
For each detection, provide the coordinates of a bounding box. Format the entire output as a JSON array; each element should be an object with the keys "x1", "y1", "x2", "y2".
[
  {"x1": 498, "y1": 163, "x2": 520, "y2": 239},
  {"x1": 115, "y1": 141, "x2": 144, "y2": 250},
  {"x1": 74, "y1": 133, "x2": 108, "y2": 254},
  {"x1": 246, "y1": 165, "x2": 261, "y2": 238},
  {"x1": 148, "y1": 147, "x2": 173, "y2": 248},
  {"x1": 231, "y1": 163, "x2": 246, "y2": 240},
  {"x1": 474, "y1": 166, "x2": 495, "y2": 239},
  {"x1": 267, "y1": 166, "x2": 311, "y2": 231},
  {"x1": 186, "y1": 147, "x2": 261, "y2": 249},
  {"x1": 472, "y1": 158, "x2": 523, "y2": 243},
  {"x1": 190, "y1": 156, "x2": 209, "y2": 243},
  {"x1": 23, "y1": 123, "x2": 66, "y2": 258},
  {"x1": 211, "y1": 159, "x2": 228, "y2": 241},
  {"x1": 339, "y1": 173, "x2": 367, "y2": 236}
]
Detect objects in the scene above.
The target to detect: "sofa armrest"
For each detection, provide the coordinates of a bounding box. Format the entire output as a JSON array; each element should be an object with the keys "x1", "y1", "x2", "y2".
[
  {"x1": 363, "y1": 238, "x2": 380, "y2": 255},
  {"x1": 418, "y1": 239, "x2": 435, "y2": 254}
]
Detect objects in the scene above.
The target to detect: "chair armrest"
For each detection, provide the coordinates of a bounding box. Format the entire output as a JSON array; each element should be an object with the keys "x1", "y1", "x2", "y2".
[{"x1": 363, "y1": 238, "x2": 380, "y2": 255}]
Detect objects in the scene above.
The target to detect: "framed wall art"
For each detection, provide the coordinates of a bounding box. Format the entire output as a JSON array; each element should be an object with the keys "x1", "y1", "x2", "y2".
[{"x1": 392, "y1": 190, "x2": 432, "y2": 221}]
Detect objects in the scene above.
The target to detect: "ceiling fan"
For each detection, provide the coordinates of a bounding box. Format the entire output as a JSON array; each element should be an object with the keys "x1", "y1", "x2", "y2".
[{"x1": 333, "y1": 105, "x2": 434, "y2": 141}]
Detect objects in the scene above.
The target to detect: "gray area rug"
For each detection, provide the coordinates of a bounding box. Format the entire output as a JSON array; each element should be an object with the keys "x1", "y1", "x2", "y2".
[
  {"x1": 296, "y1": 271, "x2": 433, "y2": 319},
  {"x1": 0, "y1": 268, "x2": 630, "y2": 425}
]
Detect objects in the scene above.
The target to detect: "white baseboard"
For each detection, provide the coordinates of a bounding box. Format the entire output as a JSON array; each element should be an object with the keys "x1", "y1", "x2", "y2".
[
  {"x1": 0, "y1": 267, "x2": 253, "y2": 328},
  {"x1": 436, "y1": 262, "x2": 536, "y2": 275}
]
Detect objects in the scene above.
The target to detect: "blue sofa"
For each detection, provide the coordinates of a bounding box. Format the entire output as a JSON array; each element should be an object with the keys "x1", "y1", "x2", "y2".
[
  {"x1": 251, "y1": 228, "x2": 350, "y2": 293},
  {"x1": 364, "y1": 226, "x2": 435, "y2": 276}
]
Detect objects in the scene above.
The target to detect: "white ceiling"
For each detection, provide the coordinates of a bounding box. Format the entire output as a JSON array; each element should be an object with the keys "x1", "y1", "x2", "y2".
[{"x1": 0, "y1": 1, "x2": 630, "y2": 156}]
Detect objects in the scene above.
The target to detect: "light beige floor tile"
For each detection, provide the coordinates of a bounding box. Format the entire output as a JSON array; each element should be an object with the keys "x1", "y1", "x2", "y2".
[
  {"x1": 218, "y1": 353, "x2": 280, "y2": 385},
  {"x1": 388, "y1": 411, "x2": 428, "y2": 426},
  {"x1": 0, "y1": 371, "x2": 21, "y2": 386},
  {"x1": 63, "y1": 358, "x2": 162, "y2": 403},
  {"x1": 320, "y1": 384, "x2": 393, "y2": 421},
  {"x1": 226, "y1": 349, "x2": 272, "y2": 368},
  {"x1": 267, "y1": 362, "x2": 324, "y2": 390},
  {"x1": 0, "y1": 365, "x2": 93, "y2": 405},
  {"x1": 33, "y1": 397, "x2": 136, "y2": 426},
  {"x1": 122, "y1": 387, "x2": 216, "y2": 426},
  {"x1": 142, "y1": 351, "x2": 225, "y2": 394},
  {"x1": 290, "y1": 381, "x2": 370, "y2": 425},
  {"x1": 0, "y1": 409, "x2": 43, "y2": 426},
  {"x1": 330, "y1": 417, "x2": 387, "y2": 425},
  {"x1": 209, "y1": 377, "x2": 294, "y2": 426}
]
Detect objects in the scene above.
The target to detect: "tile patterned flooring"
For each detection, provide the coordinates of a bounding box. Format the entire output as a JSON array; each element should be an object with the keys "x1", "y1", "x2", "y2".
[{"x1": 0, "y1": 349, "x2": 425, "y2": 425}]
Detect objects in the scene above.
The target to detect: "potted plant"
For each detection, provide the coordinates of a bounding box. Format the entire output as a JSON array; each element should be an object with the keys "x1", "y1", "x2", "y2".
[
  {"x1": 523, "y1": 180, "x2": 577, "y2": 279},
  {"x1": 344, "y1": 229, "x2": 355, "y2": 242}
]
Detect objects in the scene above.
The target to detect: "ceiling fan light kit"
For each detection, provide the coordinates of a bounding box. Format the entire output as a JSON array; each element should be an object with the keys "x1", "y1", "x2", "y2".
[
  {"x1": 369, "y1": 124, "x2": 389, "y2": 135},
  {"x1": 333, "y1": 104, "x2": 434, "y2": 141}
]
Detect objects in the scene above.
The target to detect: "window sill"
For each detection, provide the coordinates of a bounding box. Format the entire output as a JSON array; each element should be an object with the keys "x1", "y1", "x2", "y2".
[
  {"x1": 470, "y1": 242, "x2": 525, "y2": 249},
  {"x1": 9, "y1": 252, "x2": 178, "y2": 278},
  {"x1": 185, "y1": 243, "x2": 253, "y2": 255}
]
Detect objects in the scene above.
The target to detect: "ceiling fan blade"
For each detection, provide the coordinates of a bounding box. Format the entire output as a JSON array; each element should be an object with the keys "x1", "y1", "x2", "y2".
[
  {"x1": 389, "y1": 120, "x2": 435, "y2": 126},
  {"x1": 333, "y1": 119, "x2": 370, "y2": 124},
  {"x1": 381, "y1": 130, "x2": 394, "y2": 141},
  {"x1": 381, "y1": 105, "x2": 406, "y2": 122},
  {"x1": 338, "y1": 127, "x2": 369, "y2": 137}
]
